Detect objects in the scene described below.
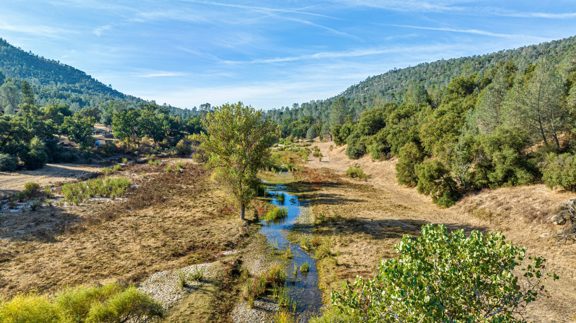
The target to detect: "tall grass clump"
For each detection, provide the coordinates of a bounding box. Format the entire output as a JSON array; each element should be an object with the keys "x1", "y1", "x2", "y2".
[
  {"x1": 346, "y1": 165, "x2": 368, "y2": 180},
  {"x1": 242, "y1": 264, "x2": 287, "y2": 307},
  {"x1": 0, "y1": 283, "x2": 163, "y2": 323},
  {"x1": 263, "y1": 206, "x2": 288, "y2": 222},
  {"x1": 62, "y1": 177, "x2": 131, "y2": 205}
]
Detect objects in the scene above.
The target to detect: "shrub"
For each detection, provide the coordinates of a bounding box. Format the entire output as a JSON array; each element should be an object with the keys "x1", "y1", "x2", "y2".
[
  {"x1": 85, "y1": 287, "x2": 164, "y2": 322},
  {"x1": 263, "y1": 206, "x2": 288, "y2": 222},
  {"x1": 22, "y1": 182, "x2": 42, "y2": 199},
  {"x1": 345, "y1": 132, "x2": 366, "y2": 159},
  {"x1": 396, "y1": 142, "x2": 424, "y2": 187},
  {"x1": 299, "y1": 262, "x2": 310, "y2": 273},
  {"x1": 56, "y1": 283, "x2": 123, "y2": 321},
  {"x1": 0, "y1": 295, "x2": 62, "y2": 323},
  {"x1": 22, "y1": 137, "x2": 48, "y2": 170},
  {"x1": 416, "y1": 159, "x2": 460, "y2": 207},
  {"x1": 0, "y1": 153, "x2": 17, "y2": 172},
  {"x1": 330, "y1": 224, "x2": 557, "y2": 322},
  {"x1": 346, "y1": 165, "x2": 368, "y2": 180},
  {"x1": 366, "y1": 132, "x2": 390, "y2": 161},
  {"x1": 242, "y1": 264, "x2": 286, "y2": 307},
  {"x1": 543, "y1": 153, "x2": 576, "y2": 191},
  {"x1": 175, "y1": 135, "x2": 195, "y2": 156},
  {"x1": 61, "y1": 177, "x2": 131, "y2": 205}
]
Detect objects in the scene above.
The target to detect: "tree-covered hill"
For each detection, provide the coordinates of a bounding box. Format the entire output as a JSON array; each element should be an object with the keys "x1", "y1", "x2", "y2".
[
  {"x1": 268, "y1": 35, "x2": 576, "y2": 207},
  {"x1": 268, "y1": 35, "x2": 576, "y2": 127},
  {"x1": 0, "y1": 38, "x2": 196, "y2": 119},
  {"x1": 0, "y1": 38, "x2": 142, "y2": 109}
]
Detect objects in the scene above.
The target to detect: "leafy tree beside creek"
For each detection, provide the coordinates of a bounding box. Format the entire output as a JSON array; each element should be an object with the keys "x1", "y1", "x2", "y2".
[
  {"x1": 327, "y1": 225, "x2": 557, "y2": 322},
  {"x1": 196, "y1": 102, "x2": 278, "y2": 221}
]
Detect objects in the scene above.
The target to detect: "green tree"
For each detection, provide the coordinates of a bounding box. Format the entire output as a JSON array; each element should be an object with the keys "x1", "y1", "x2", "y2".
[
  {"x1": 416, "y1": 159, "x2": 460, "y2": 207},
  {"x1": 542, "y1": 153, "x2": 576, "y2": 191},
  {"x1": 329, "y1": 97, "x2": 348, "y2": 128},
  {"x1": 396, "y1": 142, "x2": 424, "y2": 187},
  {"x1": 22, "y1": 137, "x2": 48, "y2": 170},
  {"x1": 506, "y1": 60, "x2": 569, "y2": 150},
  {"x1": 0, "y1": 79, "x2": 19, "y2": 115},
  {"x1": 63, "y1": 114, "x2": 96, "y2": 150},
  {"x1": 331, "y1": 224, "x2": 557, "y2": 322},
  {"x1": 197, "y1": 102, "x2": 277, "y2": 221}
]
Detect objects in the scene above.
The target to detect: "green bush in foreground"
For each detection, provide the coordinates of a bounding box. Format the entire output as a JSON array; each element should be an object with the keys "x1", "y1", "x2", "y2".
[
  {"x1": 330, "y1": 224, "x2": 557, "y2": 322},
  {"x1": 0, "y1": 283, "x2": 163, "y2": 323},
  {"x1": 346, "y1": 165, "x2": 368, "y2": 180},
  {"x1": 61, "y1": 177, "x2": 131, "y2": 205}
]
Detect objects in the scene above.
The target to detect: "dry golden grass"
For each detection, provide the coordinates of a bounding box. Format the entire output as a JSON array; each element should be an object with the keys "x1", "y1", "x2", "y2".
[{"x1": 0, "y1": 162, "x2": 249, "y2": 300}]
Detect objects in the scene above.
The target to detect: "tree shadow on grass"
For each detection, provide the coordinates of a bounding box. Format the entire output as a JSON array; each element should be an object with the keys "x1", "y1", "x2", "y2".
[
  {"x1": 293, "y1": 217, "x2": 486, "y2": 241},
  {"x1": 0, "y1": 205, "x2": 80, "y2": 243}
]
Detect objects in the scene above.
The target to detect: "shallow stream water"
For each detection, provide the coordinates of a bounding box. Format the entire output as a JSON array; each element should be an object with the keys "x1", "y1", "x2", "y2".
[{"x1": 260, "y1": 185, "x2": 323, "y2": 322}]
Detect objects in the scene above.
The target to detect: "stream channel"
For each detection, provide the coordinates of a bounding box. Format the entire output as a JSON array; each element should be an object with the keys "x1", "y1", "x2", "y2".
[{"x1": 260, "y1": 184, "x2": 323, "y2": 322}]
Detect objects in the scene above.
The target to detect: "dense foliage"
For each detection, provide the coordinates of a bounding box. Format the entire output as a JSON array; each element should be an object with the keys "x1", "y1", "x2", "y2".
[
  {"x1": 330, "y1": 225, "x2": 557, "y2": 322},
  {"x1": 0, "y1": 74, "x2": 203, "y2": 170},
  {"x1": 267, "y1": 36, "x2": 576, "y2": 206},
  {"x1": 196, "y1": 102, "x2": 278, "y2": 220}
]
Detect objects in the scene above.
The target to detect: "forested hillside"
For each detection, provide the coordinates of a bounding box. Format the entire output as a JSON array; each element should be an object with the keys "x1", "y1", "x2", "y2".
[
  {"x1": 0, "y1": 38, "x2": 194, "y2": 118},
  {"x1": 268, "y1": 36, "x2": 576, "y2": 133},
  {"x1": 268, "y1": 35, "x2": 576, "y2": 206}
]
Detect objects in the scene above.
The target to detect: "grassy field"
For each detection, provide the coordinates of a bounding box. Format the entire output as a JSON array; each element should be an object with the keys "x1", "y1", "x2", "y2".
[{"x1": 0, "y1": 160, "x2": 259, "y2": 321}]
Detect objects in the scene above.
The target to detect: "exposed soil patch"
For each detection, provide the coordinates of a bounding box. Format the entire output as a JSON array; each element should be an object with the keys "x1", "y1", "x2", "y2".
[{"x1": 0, "y1": 163, "x2": 102, "y2": 194}]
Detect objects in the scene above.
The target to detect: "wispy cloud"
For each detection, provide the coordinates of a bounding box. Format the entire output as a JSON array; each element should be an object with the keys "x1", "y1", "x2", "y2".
[
  {"x1": 93, "y1": 24, "x2": 113, "y2": 37},
  {"x1": 332, "y1": 0, "x2": 466, "y2": 12},
  {"x1": 135, "y1": 71, "x2": 189, "y2": 78},
  {"x1": 489, "y1": 9, "x2": 576, "y2": 19},
  {"x1": 389, "y1": 24, "x2": 551, "y2": 42},
  {"x1": 181, "y1": 0, "x2": 334, "y2": 19},
  {"x1": 223, "y1": 44, "x2": 461, "y2": 64},
  {"x1": 0, "y1": 20, "x2": 73, "y2": 38}
]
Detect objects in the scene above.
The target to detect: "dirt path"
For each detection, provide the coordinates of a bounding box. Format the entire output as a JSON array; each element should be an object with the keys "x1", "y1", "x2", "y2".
[
  {"x1": 0, "y1": 163, "x2": 102, "y2": 192},
  {"x1": 305, "y1": 141, "x2": 576, "y2": 322}
]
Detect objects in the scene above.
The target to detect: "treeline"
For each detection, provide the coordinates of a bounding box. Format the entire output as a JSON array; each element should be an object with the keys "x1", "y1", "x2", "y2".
[
  {"x1": 268, "y1": 37, "x2": 576, "y2": 206},
  {"x1": 0, "y1": 77, "x2": 202, "y2": 171}
]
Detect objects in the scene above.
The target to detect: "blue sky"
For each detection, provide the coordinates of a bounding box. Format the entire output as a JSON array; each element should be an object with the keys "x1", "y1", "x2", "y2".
[{"x1": 1, "y1": 0, "x2": 576, "y2": 109}]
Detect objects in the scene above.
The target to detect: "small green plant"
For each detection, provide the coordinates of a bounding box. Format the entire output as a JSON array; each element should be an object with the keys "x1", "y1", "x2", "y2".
[
  {"x1": 177, "y1": 271, "x2": 187, "y2": 288},
  {"x1": 346, "y1": 165, "x2": 368, "y2": 180},
  {"x1": 189, "y1": 267, "x2": 205, "y2": 281},
  {"x1": 276, "y1": 192, "x2": 286, "y2": 204},
  {"x1": 263, "y1": 206, "x2": 288, "y2": 222},
  {"x1": 242, "y1": 263, "x2": 287, "y2": 307},
  {"x1": 292, "y1": 263, "x2": 298, "y2": 277},
  {"x1": 283, "y1": 247, "x2": 293, "y2": 259},
  {"x1": 299, "y1": 262, "x2": 310, "y2": 273},
  {"x1": 22, "y1": 182, "x2": 42, "y2": 198},
  {"x1": 314, "y1": 243, "x2": 332, "y2": 260},
  {"x1": 275, "y1": 310, "x2": 296, "y2": 323}
]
